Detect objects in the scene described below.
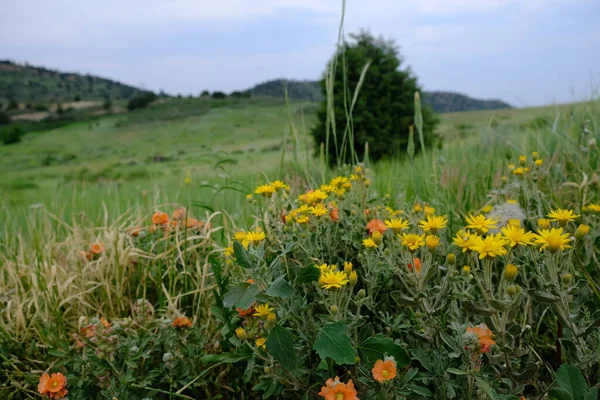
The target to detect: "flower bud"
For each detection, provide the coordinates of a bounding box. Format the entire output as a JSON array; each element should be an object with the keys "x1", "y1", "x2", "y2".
[
  {"x1": 575, "y1": 224, "x2": 590, "y2": 240},
  {"x1": 349, "y1": 270, "x2": 358, "y2": 285},
  {"x1": 503, "y1": 264, "x2": 518, "y2": 281},
  {"x1": 344, "y1": 261, "x2": 353, "y2": 275},
  {"x1": 264, "y1": 366, "x2": 272, "y2": 374},
  {"x1": 330, "y1": 305, "x2": 339, "y2": 315},
  {"x1": 162, "y1": 352, "x2": 173, "y2": 362},
  {"x1": 561, "y1": 273, "x2": 573, "y2": 286},
  {"x1": 508, "y1": 164, "x2": 516, "y2": 171},
  {"x1": 267, "y1": 312, "x2": 277, "y2": 324},
  {"x1": 506, "y1": 285, "x2": 518, "y2": 296},
  {"x1": 461, "y1": 265, "x2": 471, "y2": 276},
  {"x1": 531, "y1": 151, "x2": 539, "y2": 160},
  {"x1": 446, "y1": 253, "x2": 456, "y2": 266},
  {"x1": 235, "y1": 327, "x2": 247, "y2": 341},
  {"x1": 519, "y1": 155, "x2": 527, "y2": 166},
  {"x1": 501, "y1": 176, "x2": 508, "y2": 184},
  {"x1": 372, "y1": 231, "x2": 383, "y2": 245},
  {"x1": 537, "y1": 218, "x2": 550, "y2": 230},
  {"x1": 354, "y1": 355, "x2": 361, "y2": 364},
  {"x1": 424, "y1": 206, "x2": 435, "y2": 216},
  {"x1": 356, "y1": 289, "x2": 366, "y2": 300},
  {"x1": 535, "y1": 159, "x2": 543, "y2": 167}
]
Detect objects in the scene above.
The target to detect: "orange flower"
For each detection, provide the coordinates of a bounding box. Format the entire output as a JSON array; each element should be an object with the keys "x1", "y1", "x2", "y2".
[
  {"x1": 80, "y1": 324, "x2": 95, "y2": 338},
  {"x1": 152, "y1": 211, "x2": 169, "y2": 226},
  {"x1": 330, "y1": 207, "x2": 340, "y2": 222},
  {"x1": 172, "y1": 207, "x2": 187, "y2": 220},
  {"x1": 372, "y1": 358, "x2": 397, "y2": 382},
  {"x1": 366, "y1": 219, "x2": 388, "y2": 235},
  {"x1": 467, "y1": 324, "x2": 496, "y2": 353},
  {"x1": 90, "y1": 243, "x2": 104, "y2": 255},
  {"x1": 38, "y1": 372, "x2": 68, "y2": 399},
  {"x1": 237, "y1": 306, "x2": 255, "y2": 318},
  {"x1": 129, "y1": 226, "x2": 142, "y2": 237},
  {"x1": 186, "y1": 218, "x2": 200, "y2": 229},
  {"x1": 172, "y1": 316, "x2": 193, "y2": 328},
  {"x1": 100, "y1": 317, "x2": 111, "y2": 328},
  {"x1": 247, "y1": 279, "x2": 255, "y2": 284},
  {"x1": 407, "y1": 258, "x2": 422, "y2": 275},
  {"x1": 318, "y1": 376, "x2": 358, "y2": 400},
  {"x1": 80, "y1": 250, "x2": 92, "y2": 261}
]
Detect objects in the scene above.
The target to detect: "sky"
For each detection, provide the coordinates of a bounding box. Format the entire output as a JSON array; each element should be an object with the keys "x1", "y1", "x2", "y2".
[{"x1": 1, "y1": 0, "x2": 599, "y2": 106}]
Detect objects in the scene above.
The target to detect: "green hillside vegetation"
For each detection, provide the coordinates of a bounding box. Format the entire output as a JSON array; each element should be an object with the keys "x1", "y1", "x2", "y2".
[
  {"x1": 0, "y1": 60, "x2": 142, "y2": 104},
  {"x1": 245, "y1": 79, "x2": 512, "y2": 113}
]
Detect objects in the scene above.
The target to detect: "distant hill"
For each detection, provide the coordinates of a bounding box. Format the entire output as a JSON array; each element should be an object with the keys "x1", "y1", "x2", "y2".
[
  {"x1": 0, "y1": 60, "x2": 143, "y2": 104},
  {"x1": 422, "y1": 91, "x2": 512, "y2": 113},
  {"x1": 245, "y1": 79, "x2": 512, "y2": 113}
]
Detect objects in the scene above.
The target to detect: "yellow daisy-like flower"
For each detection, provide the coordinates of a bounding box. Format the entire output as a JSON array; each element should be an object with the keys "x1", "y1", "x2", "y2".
[
  {"x1": 299, "y1": 189, "x2": 328, "y2": 204},
  {"x1": 330, "y1": 176, "x2": 352, "y2": 191},
  {"x1": 583, "y1": 203, "x2": 600, "y2": 213},
  {"x1": 223, "y1": 246, "x2": 234, "y2": 257},
  {"x1": 384, "y1": 218, "x2": 410, "y2": 234},
  {"x1": 296, "y1": 215, "x2": 310, "y2": 224},
  {"x1": 512, "y1": 167, "x2": 529, "y2": 176},
  {"x1": 465, "y1": 214, "x2": 498, "y2": 234},
  {"x1": 418, "y1": 215, "x2": 448, "y2": 234},
  {"x1": 501, "y1": 225, "x2": 535, "y2": 247},
  {"x1": 271, "y1": 180, "x2": 289, "y2": 191},
  {"x1": 507, "y1": 219, "x2": 521, "y2": 227},
  {"x1": 245, "y1": 228, "x2": 266, "y2": 245},
  {"x1": 296, "y1": 204, "x2": 311, "y2": 214},
  {"x1": 310, "y1": 203, "x2": 329, "y2": 217},
  {"x1": 318, "y1": 263, "x2": 337, "y2": 274},
  {"x1": 413, "y1": 203, "x2": 423, "y2": 213},
  {"x1": 424, "y1": 205, "x2": 435, "y2": 216},
  {"x1": 233, "y1": 231, "x2": 247, "y2": 242},
  {"x1": 535, "y1": 159, "x2": 543, "y2": 167},
  {"x1": 453, "y1": 230, "x2": 480, "y2": 252},
  {"x1": 425, "y1": 235, "x2": 440, "y2": 252},
  {"x1": 254, "y1": 303, "x2": 275, "y2": 318},
  {"x1": 472, "y1": 234, "x2": 508, "y2": 259},
  {"x1": 537, "y1": 218, "x2": 551, "y2": 229},
  {"x1": 254, "y1": 184, "x2": 276, "y2": 197},
  {"x1": 534, "y1": 228, "x2": 572, "y2": 253},
  {"x1": 400, "y1": 233, "x2": 426, "y2": 251},
  {"x1": 547, "y1": 209, "x2": 579, "y2": 225},
  {"x1": 255, "y1": 337, "x2": 267, "y2": 349},
  {"x1": 481, "y1": 205, "x2": 493, "y2": 213},
  {"x1": 319, "y1": 270, "x2": 350, "y2": 290},
  {"x1": 320, "y1": 184, "x2": 335, "y2": 193},
  {"x1": 363, "y1": 238, "x2": 378, "y2": 248}
]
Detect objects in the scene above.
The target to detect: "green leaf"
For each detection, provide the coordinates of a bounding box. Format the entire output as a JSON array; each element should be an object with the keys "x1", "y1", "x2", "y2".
[
  {"x1": 296, "y1": 265, "x2": 320, "y2": 283},
  {"x1": 555, "y1": 364, "x2": 588, "y2": 400},
  {"x1": 446, "y1": 368, "x2": 468, "y2": 376},
  {"x1": 476, "y1": 379, "x2": 499, "y2": 400},
  {"x1": 314, "y1": 322, "x2": 356, "y2": 365},
  {"x1": 237, "y1": 284, "x2": 260, "y2": 310},
  {"x1": 234, "y1": 241, "x2": 253, "y2": 269},
  {"x1": 358, "y1": 335, "x2": 409, "y2": 368},
  {"x1": 528, "y1": 289, "x2": 560, "y2": 303},
  {"x1": 390, "y1": 291, "x2": 418, "y2": 306},
  {"x1": 223, "y1": 283, "x2": 250, "y2": 308},
  {"x1": 400, "y1": 368, "x2": 419, "y2": 384},
  {"x1": 464, "y1": 301, "x2": 496, "y2": 316},
  {"x1": 266, "y1": 325, "x2": 297, "y2": 370},
  {"x1": 549, "y1": 388, "x2": 575, "y2": 400},
  {"x1": 585, "y1": 388, "x2": 599, "y2": 400},
  {"x1": 266, "y1": 276, "x2": 295, "y2": 298},
  {"x1": 408, "y1": 384, "x2": 433, "y2": 397}
]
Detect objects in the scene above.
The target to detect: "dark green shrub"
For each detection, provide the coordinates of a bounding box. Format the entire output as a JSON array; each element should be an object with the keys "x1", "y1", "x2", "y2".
[
  {"x1": 126, "y1": 91, "x2": 158, "y2": 111},
  {"x1": 1, "y1": 126, "x2": 24, "y2": 145}
]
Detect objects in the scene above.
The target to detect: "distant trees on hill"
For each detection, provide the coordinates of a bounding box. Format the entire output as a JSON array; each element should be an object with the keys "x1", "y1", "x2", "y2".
[
  {"x1": 211, "y1": 92, "x2": 226, "y2": 99},
  {"x1": 127, "y1": 91, "x2": 158, "y2": 111}
]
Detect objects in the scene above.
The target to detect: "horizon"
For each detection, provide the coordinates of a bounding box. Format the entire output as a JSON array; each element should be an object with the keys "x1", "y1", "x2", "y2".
[{"x1": 1, "y1": 0, "x2": 599, "y2": 107}]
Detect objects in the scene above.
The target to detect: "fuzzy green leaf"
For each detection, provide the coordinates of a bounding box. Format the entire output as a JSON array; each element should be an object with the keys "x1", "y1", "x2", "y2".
[
  {"x1": 266, "y1": 276, "x2": 295, "y2": 298},
  {"x1": 296, "y1": 265, "x2": 321, "y2": 283},
  {"x1": 358, "y1": 335, "x2": 409, "y2": 368},
  {"x1": 314, "y1": 322, "x2": 356, "y2": 365},
  {"x1": 233, "y1": 241, "x2": 253, "y2": 269},
  {"x1": 266, "y1": 325, "x2": 298, "y2": 371},
  {"x1": 556, "y1": 364, "x2": 588, "y2": 400}
]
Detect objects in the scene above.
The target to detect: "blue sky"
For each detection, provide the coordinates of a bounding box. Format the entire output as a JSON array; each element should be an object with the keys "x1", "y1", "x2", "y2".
[{"x1": 1, "y1": 0, "x2": 599, "y2": 106}]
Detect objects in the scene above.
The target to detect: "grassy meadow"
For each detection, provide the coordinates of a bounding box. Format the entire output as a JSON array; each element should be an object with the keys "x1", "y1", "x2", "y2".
[{"x1": 1, "y1": 93, "x2": 600, "y2": 399}]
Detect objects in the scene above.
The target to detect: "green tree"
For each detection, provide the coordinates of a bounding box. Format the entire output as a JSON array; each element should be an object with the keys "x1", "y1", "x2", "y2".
[{"x1": 311, "y1": 31, "x2": 438, "y2": 165}]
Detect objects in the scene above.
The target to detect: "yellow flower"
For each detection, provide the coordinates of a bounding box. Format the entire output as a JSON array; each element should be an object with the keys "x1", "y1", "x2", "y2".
[
  {"x1": 349, "y1": 270, "x2": 358, "y2": 285},
  {"x1": 507, "y1": 199, "x2": 518, "y2": 205},
  {"x1": 296, "y1": 205, "x2": 311, "y2": 214},
  {"x1": 235, "y1": 327, "x2": 247, "y2": 340},
  {"x1": 472, "y1": 234, "x2": 508, "y2": 259},
  {"x1": 245, "y1": 228, "x2": 266, "y2": 245},
  {"x1": 363, "y1": 238, "x2": 378, "y2": 248},
  {"x1": 320, "y1": 184, "x2": 335, "y2": 193},
  {"x1": 233, "y1": 231, "x2": 247, "y2": 242},
  {"x1": 508, "y1": 164, "x2": 516, "y2": 171},
  {"x1": 535, "y1": 159, "x2": 543, "y2": 167},
  {"x1": 453, "y1": 230, "x2": 480, "y2": 252},
  {"x1": 246, "y1": 194, "x2": 253, "y2": 201},
  {"x1": 503, "y1": 264, "x2": 518, "y2": 281},
  {"x1": 184, "y1": 176, "x2": 191, "y2": 185},
  {"x1": 296, "y1": 215, "x2": 310, "y2": 224},
  {"x1": 425, "y1": 235, "x2": 440, "y2": 252},
  {"x1": 534, "y1": 228, "x2": 572, "y2": 253},
  {"x1": 319, "y1": 270, "x2": 350, "y2": 290},
  {"x1": 254, "y1": 184, "x2": 276, "y2": 197},
  {"x1": 400, "y1": 233, "x2": 426, "y2": 251},
  {"x1": 372, "y1": 231, "x2": 383, "y2": 245},
  {"x1": 299, "y1": 189, "x2": 328, "y2": 204},
  {"x1": 343, "y1": 261, "x2": 353, "y2": 274},
  {"x1": 575, "y1": 224, "x2": 590, "y2": 239},
  {"x1": 465, "y1": 214, "x2": 498, "y2": 234},
  {"x1": 254, "y1": 303, "x2": 275, "y2": 318},
  {"x1": 537, "y1": 218, "x2": 551, "y2": 229},
  {"x1": 424, "y1": 205, "x2": 435, "y2": 216},
  {"x1": 223, "y1": 246, "x2": 234, "y2": 257},
  {"x1": 318, "y1": 263, "x2": 337, "y2": 274},
  {"x1": 547, "y1": 209, "x2": 579, "y2": 225},
  {"x1": 255, "y1": 337, "x2": 267, "y2": 349},
  {"x1": 418, "y1": 215, "x2": 448, "y2": 234},
  {"x1": 512, "y1": 167, "x2": 527, "y2": 176},
  {"x1": 271, "y1": 180, "x2": 289, "y2": 191},
  {"x1": 531, "y1": 151, "x2": 539, "y2": 160},
  {"x1": 481, "y1": 205, "x2": 493, "y2": 213},
  {"x1": 330, "y1": 176, "x2": 351, "y2": 191},
  {"x1": 583, "y1": 204, "x2": 600, "y2": 213},
  {"x1": 413, "y1": 203, "x2": 423, "y2": 213},
  {"x1": 501, "y1": 225, "x2": 535, "y2": 247},
  {"x1": 384, "y1": 218, "x2": 409, "y2": 234},
  {"x1": 310, "y1": 203, "x2": 329, "y2": 217},
  {"x1": 507, "y1": 219, "x2": 521, "y2": 227},
  {"x1": 519, "y1": 155, "x2": 527, "y2": 166}
]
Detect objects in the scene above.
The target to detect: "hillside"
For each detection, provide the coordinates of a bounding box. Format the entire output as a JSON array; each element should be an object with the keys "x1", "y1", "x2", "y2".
[
  {"x1": 246, "y1": 79, "x2": 512, "y2": 113},
  {"x1": 0, "y1": 60, "x2": 142, "y2": 104}
]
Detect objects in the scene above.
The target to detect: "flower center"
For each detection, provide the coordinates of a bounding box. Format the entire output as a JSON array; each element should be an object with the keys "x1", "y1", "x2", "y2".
[
  {"x1": 382, "y1": 369, "x2": 389, "y2": 377},
  {"x1": 52, "y1": 381, "x2": 58, "y2": 388},
  {"x1": 547, "y1": 236, "x2": 562, "y2": 251},
  {"x1": 336, "y1": 394, "x2": 345, "y2": 400}
]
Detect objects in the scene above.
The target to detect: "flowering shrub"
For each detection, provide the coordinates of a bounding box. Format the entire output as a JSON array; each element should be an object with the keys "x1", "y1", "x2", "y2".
[{"x1": 215, "y1": 159, "x2": 600, "y2": 398}]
